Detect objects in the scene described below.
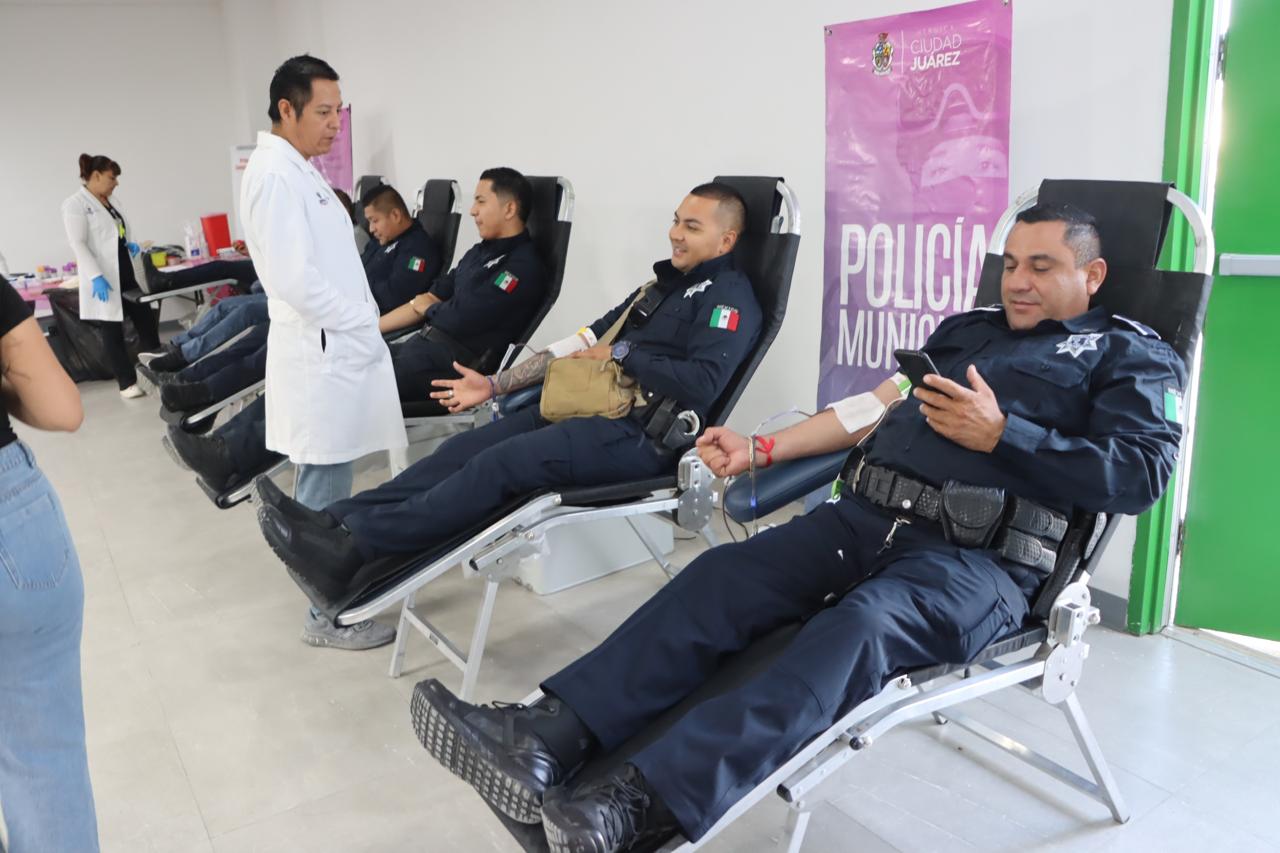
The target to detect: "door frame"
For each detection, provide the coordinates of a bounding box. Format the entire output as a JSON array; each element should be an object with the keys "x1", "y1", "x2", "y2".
[{"x1": 1127, "y1": 0, "x2": 1222, "y2": 634}]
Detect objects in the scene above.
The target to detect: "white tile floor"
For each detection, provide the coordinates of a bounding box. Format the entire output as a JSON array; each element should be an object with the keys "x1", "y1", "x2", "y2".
[{"x1": 17, "y1": 379, "x2": 1280, "y2": 852}]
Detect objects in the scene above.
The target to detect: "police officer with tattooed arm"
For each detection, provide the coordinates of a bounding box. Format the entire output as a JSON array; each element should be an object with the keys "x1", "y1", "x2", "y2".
[
  {"x1": 409, "y1": 203, "x2": 1186, "y2": 853},
  {"x1": 253, "y1": 182, "x2": 763, "y2": 615}
]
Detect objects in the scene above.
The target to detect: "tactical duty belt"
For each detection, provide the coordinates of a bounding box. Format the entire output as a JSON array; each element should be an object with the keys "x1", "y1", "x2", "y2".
[{"x1": 842, "y1": 453, "x2": 1069, "y2": 572}]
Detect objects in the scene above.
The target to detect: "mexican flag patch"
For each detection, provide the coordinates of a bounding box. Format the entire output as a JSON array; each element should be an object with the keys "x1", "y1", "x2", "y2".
[
  {"x1": 494, "y1": 271, "x2": 519, "y2": 292},
  {"x1": 408, "y1": 256, "x2": 426, "y2": 272},
  {"x1": 709, "y1": 305, "x2": 740, "y2": 331},
  {"x1": 1164, "y1": 386, "x2": 1184, "y2": 424}
]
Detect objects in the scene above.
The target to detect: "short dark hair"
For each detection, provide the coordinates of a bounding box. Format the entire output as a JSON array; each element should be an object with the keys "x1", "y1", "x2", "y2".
[
  {"x1": 690, "y1": 182, "x2": 747, "y2": 234},
  {"x1": 1015, "y1": 202, "x2": 1102, "y2": 267},
  {"x1": 268, "y1": 54, "x2": 339, "y2": 123},
  {"x1": 479, "y1": 167, "x2": 533, "y2": 224},
  {"x1": 79, "y1": 153, "x2": 120, "y2": 181},
  {"x1": 362, "y1": 183, "x2": 410, "y2": 219},
  {"x1": 332, "y1": 188, "x2": 355, "y2": 222}
]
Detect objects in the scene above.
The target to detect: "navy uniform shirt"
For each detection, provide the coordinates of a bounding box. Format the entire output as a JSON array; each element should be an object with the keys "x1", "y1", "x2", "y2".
[
  {"x1": 589, "y1": 253, "x2": 762, "y2": 422},
  {"x1": 363, "y1": 222, "x2": 442, "y2": 315},
  {"x1": 426, "y1": 231, "x2": 547, "y2": 357},
  {"x1": 864, "y1": 305, "x2": 1186, "y2": 517}
]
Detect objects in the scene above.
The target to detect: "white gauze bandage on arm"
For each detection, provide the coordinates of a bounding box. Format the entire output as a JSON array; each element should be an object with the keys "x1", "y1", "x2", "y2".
[
  {"x1": 825, "y1": 373, "x2": 911, "y2": 433},
  {"x1": 545, "y1": 327, "x2": 599, "y2": 358}
]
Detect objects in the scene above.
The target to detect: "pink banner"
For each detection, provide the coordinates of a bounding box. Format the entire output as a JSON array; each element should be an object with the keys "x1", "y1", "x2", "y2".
[
  {"x1": 311, "y1": 105, "x2": 353, "y2": 195},
  {"x1": 818, "y1": 0, "x2": 1011, "y2": 406}
]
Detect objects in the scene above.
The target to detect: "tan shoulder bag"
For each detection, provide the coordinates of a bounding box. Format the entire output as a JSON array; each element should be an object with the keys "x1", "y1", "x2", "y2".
[{"x1": 539, "y1": 282, "x2": 653, "y2": 423}]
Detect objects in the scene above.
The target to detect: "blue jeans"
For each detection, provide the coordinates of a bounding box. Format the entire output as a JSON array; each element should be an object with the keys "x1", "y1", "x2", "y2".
[
  {"x1": 171, "y1": 293, "x2": 269, "y2": 362},
  {"x1": 0, "y1": 442, "x2": 98, "y2": 853},
  {"x1": 293, "y1": 462, "x2": 354, "y2": 511},
  {"x1": 294, "y1": 461, "x2": 354, "y2": 623}
]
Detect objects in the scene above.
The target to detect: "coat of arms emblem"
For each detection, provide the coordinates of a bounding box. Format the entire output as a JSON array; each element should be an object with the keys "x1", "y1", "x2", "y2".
[{"x1": 872, "y1": 32, "x2": 894, "y2": 75}]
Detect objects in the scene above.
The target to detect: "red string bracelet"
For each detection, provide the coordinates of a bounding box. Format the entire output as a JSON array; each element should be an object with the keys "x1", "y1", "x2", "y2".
[{"x1": 754, "y1": 435, "x2": 776, "y2": 468}]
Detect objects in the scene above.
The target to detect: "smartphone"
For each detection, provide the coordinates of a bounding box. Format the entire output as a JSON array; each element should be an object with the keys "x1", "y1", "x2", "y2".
[{"x1": 894, "y1": 349, "x2": 945, "y2": 396}]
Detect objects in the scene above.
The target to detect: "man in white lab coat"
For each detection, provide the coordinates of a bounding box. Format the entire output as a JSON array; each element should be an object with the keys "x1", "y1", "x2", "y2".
[{"x1": 241, "y1": 54, "x2": 406, "y2": 650}]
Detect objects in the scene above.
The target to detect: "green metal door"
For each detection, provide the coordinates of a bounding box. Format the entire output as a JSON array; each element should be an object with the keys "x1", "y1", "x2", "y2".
[{"x1": 1176, "y1": 0, "x2": 1280, "y2": 640}]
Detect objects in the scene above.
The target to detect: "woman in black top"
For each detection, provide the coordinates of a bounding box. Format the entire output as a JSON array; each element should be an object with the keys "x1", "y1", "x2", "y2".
[
  {"x1": 0, "y1": 276, "x2": 98, "y2": 850},
  {"x1": 60, "y1": 153, "x2": 161, "y2": 398}
]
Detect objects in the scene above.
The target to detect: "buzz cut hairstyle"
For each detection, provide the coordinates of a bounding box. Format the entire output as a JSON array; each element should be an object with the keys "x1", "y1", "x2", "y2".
[
  {"x1": 362, "y1": 183, "x2": 410, "y2": 219},
  {"x1": 479, "y1": 167, "x2": 533, "y2": 224},
  {"x1": 1015, "y1": 202, "x2": 1103, "y2": 267},
  {"x1": 267, "y1": 54, "x2": 339, "y2": 123},
  {"x1": 689, "y1": 182, "x2": 747, "y2": 235}
]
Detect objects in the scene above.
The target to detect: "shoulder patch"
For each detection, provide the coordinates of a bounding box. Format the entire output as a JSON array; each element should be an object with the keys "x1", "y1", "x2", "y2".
[
  {"x1": 709, "y1": 305, "x2": 740, "y2": 331},
  {"x1": 493, "y1": 270, "x2": 519, "y2": 293},
  {"x1": 1164, "y1": 385, "x2": 1184, "y2": 424},
  {"x1": 408, "y1": 256, "x2": 426, "y2": 272},
  {"x1": 1113, "y1": 314, "x2": 1160, "y2": 339}
]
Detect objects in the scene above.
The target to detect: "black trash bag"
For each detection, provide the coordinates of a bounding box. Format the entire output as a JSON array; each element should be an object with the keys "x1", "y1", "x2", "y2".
[{"x1": 47, "y1": 288, "x2": 143, "y2": 383}]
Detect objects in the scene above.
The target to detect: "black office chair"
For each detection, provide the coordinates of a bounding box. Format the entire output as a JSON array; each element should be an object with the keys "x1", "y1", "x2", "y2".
[
  {"x1": 511, "y1": 179, "x2": 1214, "y2": 853},
  {"x1": 333, "y1": 177, "x2": 802, "y2": 699}
]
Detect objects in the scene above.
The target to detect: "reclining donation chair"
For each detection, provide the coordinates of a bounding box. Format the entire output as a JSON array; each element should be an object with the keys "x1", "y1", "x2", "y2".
[
  {"x1": 334, "y1": 176, "x2": 801, "y2": 699},
  {"x1": 491, "y1": 180, "x2": 1212, "y2": 853},
  {"x1": 177, "y1": 177, "x2": 464, "y2": 509},
  {"x1": 389, "y1": 176, "x2": 574, "y2": 472}
]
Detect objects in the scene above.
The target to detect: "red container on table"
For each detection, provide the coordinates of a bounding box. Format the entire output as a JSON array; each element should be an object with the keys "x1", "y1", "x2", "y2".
[{"x1": 201, "y1": 213, "x2": 232, "y2": 255}]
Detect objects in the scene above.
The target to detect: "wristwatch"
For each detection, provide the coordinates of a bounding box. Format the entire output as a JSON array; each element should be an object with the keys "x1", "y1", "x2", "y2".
[{"x1": 611, "y1": 341, "x2": 632, "y2": 364}]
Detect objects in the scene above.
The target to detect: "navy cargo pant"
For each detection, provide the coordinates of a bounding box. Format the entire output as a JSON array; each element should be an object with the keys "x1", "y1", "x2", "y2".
[
  {"x1": 543, "y1": 495, "x2": 1033, "y2": 841},
  {"x1": 327, "y1": 406, "x2": 673, "y2": 560},
  {"x1": 176, "y1": 323, "x2": 268, "y2": 401},
  {"x1": 391, "y1": 333, "x2": 460, "y2": 411},
  {"x1": 214, "y1": 395, "x2": 277, "y2": 480}
]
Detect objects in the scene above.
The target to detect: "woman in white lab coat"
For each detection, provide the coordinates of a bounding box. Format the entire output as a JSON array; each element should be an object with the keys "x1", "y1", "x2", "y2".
[{"x1": 60, "y1": 153, "x2": 161, "y2": 398}]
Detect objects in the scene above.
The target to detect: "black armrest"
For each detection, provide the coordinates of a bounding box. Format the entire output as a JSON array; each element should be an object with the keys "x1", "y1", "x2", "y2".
[
  {"x1": 498, "y1": 384, "x2": 543, "y2": 416},
  {"x1": 723, "y1": 449, "x2": 848, "y2": 523}
]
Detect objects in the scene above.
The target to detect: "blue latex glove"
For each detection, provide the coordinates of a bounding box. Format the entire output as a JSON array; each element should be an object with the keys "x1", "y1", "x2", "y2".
[
  {"x1": 91, "y1": 275, "x2": 112, "y2": 302},
  {"x1": 126, "y1": 241, "x2": 140, "y2": 257}
]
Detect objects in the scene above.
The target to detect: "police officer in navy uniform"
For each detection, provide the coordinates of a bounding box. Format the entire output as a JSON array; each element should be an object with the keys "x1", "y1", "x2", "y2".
[
  {"x1": 253, "y1": 182, "x2": 762, "y2": 610},
  {"x1": 409, "y1": 203, "x2": 1187, "y2": 853},
  {"x1": 358, "y1": 183, "x2": 443, "y2": 314},
  {"x1": 156, "y1": 181, "x2": 442, "y2": 413},
  {"x1": 384, "y1": 168, "x2": 548, "y2": 408},
  {"x1": 164, "y1": 170, "x2": 545, "y2": 482}
]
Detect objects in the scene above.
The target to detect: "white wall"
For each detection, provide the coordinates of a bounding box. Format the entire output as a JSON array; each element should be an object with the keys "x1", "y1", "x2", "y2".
[{"x1": 0, "y1": 0, "x2": 238, "y2": 272}]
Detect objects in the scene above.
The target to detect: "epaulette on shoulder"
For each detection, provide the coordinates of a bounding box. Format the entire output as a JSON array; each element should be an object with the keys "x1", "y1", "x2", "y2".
[{"x1": 1113, "y1": 314, "x2": 1161, "y2": 339}]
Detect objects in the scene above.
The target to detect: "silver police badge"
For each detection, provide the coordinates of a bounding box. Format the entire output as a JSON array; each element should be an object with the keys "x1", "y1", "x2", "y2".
[
  {"x1": 683, "y1": 279, "x2": 713, "y2": 298},
  {"x1": 1056, "y1": 333, "x2": 1102, "y2": 358}
]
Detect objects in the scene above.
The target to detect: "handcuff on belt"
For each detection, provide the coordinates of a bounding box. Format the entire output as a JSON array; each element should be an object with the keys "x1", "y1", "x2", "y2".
[{"x1": 639, "y1": 395, "x2": 701, "y2": 452}]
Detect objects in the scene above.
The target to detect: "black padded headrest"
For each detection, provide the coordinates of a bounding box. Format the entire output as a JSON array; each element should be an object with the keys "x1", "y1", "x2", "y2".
[
  {"x1": 1039, "y1": 179, "x2": 1172, "y2": 269},
  {"x1": 416, "y1": 179, "x2": 462, "y2": 269},
  {"x1": 508, "y1": 176, "x2": 571, "y2": 353},
  {"x1": 973, "y1": 179, "x2": 1211, "y2": 365},
  {"x1": 351, "y1": 174, "x2": 384, "y2": 231},
  {"x1": 705, "y1": 176, "x2": 800, "y2": 426}
]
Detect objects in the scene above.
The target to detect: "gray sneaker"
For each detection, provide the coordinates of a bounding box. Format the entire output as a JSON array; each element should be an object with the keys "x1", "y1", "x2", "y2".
[{"x1": 301, "y1": 610, "x2": 396, "y2": 650}]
